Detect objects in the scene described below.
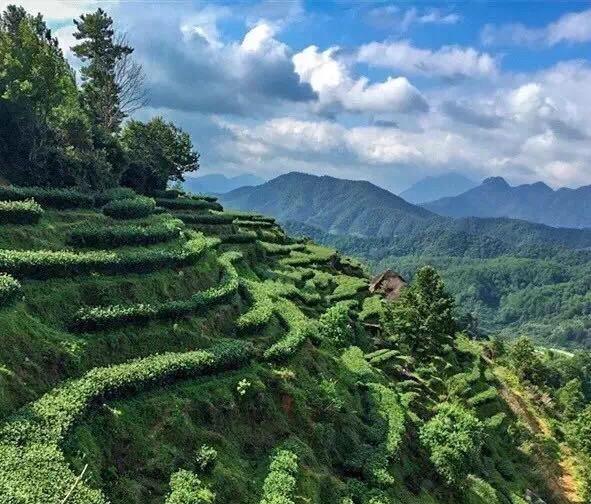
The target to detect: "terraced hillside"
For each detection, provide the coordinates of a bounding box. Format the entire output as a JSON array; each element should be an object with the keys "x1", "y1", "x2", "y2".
[{"x1": 0, "y1": 186, "x2": 586, "y2": 504}]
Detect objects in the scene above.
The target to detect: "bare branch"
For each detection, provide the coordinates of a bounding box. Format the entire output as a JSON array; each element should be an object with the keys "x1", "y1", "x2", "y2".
[{"x1": 114, "y1": 32, "x2": 148, "y2": 117}]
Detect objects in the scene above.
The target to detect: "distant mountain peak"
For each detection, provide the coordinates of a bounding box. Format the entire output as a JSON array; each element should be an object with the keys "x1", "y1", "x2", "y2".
[
  {"x1": 399, "y1": 172, "x2": 477, "y2": 204},
  {"x1": 482, "y1": 176, "x2": 510, "y2": 188}
]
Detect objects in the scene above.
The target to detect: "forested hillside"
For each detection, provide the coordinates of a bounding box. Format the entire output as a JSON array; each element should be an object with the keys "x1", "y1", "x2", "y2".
[{"x1": 2, "y1": 4, "x2": 591, "y2": 504}]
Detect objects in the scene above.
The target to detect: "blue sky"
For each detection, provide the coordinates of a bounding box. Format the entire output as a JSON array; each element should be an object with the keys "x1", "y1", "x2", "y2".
[{"x1": 4, "y1": 0, "x2": 591, "y2": 192}]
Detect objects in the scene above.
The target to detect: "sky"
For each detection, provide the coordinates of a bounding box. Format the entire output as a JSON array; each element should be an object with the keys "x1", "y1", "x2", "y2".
[{"x1": 4, "y1": 0, "x2": 591, "y2": 192}]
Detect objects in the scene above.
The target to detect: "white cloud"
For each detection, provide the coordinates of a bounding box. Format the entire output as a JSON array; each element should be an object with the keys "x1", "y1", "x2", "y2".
[
  {"x1": 357, "y1": 40, "x2": 498, "y2": 79},
  {"x1": 365, "y1": 6, "x2": 460, "y2": 32},
  {"x1": 293, "y1": 45, "x2": 428, "y2": 114},
  {"x1": 0, "y1": 0, "x2": 116, "y2": 22},
  {"x1": 482, "y1": 8, "x2": 591, "y2": 46}
]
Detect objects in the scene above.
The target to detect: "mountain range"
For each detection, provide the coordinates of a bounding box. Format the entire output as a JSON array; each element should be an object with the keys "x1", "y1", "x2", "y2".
[
  {"x1": 424, "y1": 176, "x2": 591, "y2": 228},
  {"x1": 399, "y1": 172, "x2": 477, "y2": 204},
  {"x1": 220, "y1": 172, "x2": 591, "y2": 252},
  {"x1": 183, "y1": 172, "x2": 264, "y2": 194}
]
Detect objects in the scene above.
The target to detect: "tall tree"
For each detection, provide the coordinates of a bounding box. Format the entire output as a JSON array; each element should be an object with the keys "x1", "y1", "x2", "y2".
[
  {"x1": 72, "y1": 8, "x2": 132, "y2": 132},
  {"x1": 381, "y1": 266, "x2": 456, "y2": 358},
  {"x1": 120, "y1": 117, "x2": 199, "y2": 193}
]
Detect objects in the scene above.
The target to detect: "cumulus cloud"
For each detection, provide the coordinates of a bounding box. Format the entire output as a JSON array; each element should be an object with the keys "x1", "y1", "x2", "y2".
[
  {"x1": 482, "y1": 8, "x2": 591, "y2": 46},
  {"x1": 357, "y1": 40, "x2": 498, "y2": 79},
  {"x1": 293, "y1": 45, "x2": 428, "y2": 114}
]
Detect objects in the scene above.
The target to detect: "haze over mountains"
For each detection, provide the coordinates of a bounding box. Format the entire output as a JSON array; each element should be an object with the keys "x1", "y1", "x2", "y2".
[
  {"x1": 399, "y1": 172, "x2": 477, "y2": 204},
  {"x1": 424, "y1": 176, "x2": 591, "y2": 228},
  {"x1": 183, "y1": 172, "x2": 264, "y2": 194}
]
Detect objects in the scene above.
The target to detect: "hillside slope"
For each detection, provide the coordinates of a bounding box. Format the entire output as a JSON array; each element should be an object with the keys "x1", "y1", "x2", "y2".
[
  {"x1": 424, "y1": 177, "x2": 591, "y2": 228},
  {"x1": 0, "y1": 184, "x2": 586, "y2": 504},
  {"x1": 220, "y1": 172, "x2": 436, "y2": 237}
]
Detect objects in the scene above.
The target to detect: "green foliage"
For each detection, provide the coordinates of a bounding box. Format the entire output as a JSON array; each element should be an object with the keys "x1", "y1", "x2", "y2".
[
  {"x1": 71, "y1": 251, "x2": 240, "y2": 331},
  {"x1": 327, "y1": 275, "x2": 368, "y2": 303},
  {"x1": 195, "y1": 445, "x2": 218, "y2": 473},
  {"x1": 0, "y1": 198, "x2": 43, "y2": 224},
  {"x1": 67, "y1": 217, "x2": 183, "y2": 248},
  {"x1": 319, "y1": 302, "x2": 354, "y2": 346},
  {"x1": 259, "y1": 450, "x2": 299, "y2": 504},
  {"x1": 367, "y1": 383, "x2": 406, "y2": 457},
  {"x1": 263, "y1": 299, "x2": 312, "y2": 361},
  {"x1": 102, "y1": 196, "x2": 156, "y2": 219},
  {"x1": 0, "y1": 185, "x2": 94, "y2": 208},
  {"x1": 121, "y1": 117, "x2": 199, "y2": 193},
  {"x1": 359, "y1": 295, "x2": 383, "y2": 322},
  {"x1": 557, "y1": 378, "x2": 585, "y2": 419},
  {"x1": 165, "y1": 469, "x2": 215, "y2": 504},
  {"x1": 176, "y1": 212, "x2": 235, "y2": 225},
  {"x1": 419, "y1": 402, "x2": 485, "y2": 485},
  {"x1": 0, "y1": 233, "x2": 213, "y2": 279},
  {"x1": 0, "y1": 340, "x2": 252, "y2": 503},
  {"x1": 155, "y1": 197, "x2": 222, "y2": 212},
  {"x1": 510, "y1": 337, "x2": 546, "y2": 385},
  {"x1": 0, "y1": 273, "x2": 21, "y2": 307},
  {"x1": 382, "y1": 266, "x2": 455, "y2": 359}
]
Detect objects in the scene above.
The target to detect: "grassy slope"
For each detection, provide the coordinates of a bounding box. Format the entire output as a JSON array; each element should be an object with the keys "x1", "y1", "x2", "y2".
[{"x1": 0, "y1": 198, "x2": 584, "y2": 504}]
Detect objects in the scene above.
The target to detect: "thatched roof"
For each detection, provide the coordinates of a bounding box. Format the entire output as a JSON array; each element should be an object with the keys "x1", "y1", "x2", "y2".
[{"x1": 369, "y1": 269, "x2": 407, "y2": 301}]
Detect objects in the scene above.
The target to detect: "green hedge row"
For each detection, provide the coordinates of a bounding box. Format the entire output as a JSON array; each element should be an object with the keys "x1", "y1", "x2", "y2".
[
  {"x1": 93, "y1": 187, "x2": 138, "y2": 207},
  {"x1": 235, "y1": 219, "x2": 274, "y2": 229},
  {"x1": 165, "y1": 469, "x2": 215, "y2": 504},
  {"x1": 71, "y1": 251, "x2": 241, "y2": 331},
  {"x1": 327, "y1": 275, "x2": 368, "y2": 303},
  {"x1": 0, "y1": 199, "x2": 44, "y2": 225},
  {"x1": 236, "y1": 279, "x2": 298, "y2": 330},
  {"x1": 367, "y1": 383, "x2": 406, "y2": 457},
  {"x1": 0, "y1": 185, "x2": 94, "y2": 209},
  {"x1": 263, "y1": 298, "x2": 311, "y2": 361},
  {"x1": 224, "y1": 212, "x2": 275, "y2": 224},
  {"x1": 102, "y1": 196, "x2": 156, "y2": 219},
  {"x1": 0, "y1": 234, "x2": 215, "y2": 279},
  {"x1": 259, "y1": 450, "x2": 299, "y2": 504},
  {"x1": 0, "y1": 340, "x2": 253, "y2": 504},
  {"x1": 189, "y1": 194, "x2": 218, "y2": 203},
  {"x1": 258, "y1": 242, "x2": 306, "y2": 256},
  {"x1": 0, "y1": 274, "x2": 21, "y2": 307},
  {"x1": 177, "y1": 212, "x2": 235, "y2": 225},
  {"x1": 67, "y1": 218, "x2": 183, "y2": 248},
  {"x1": 155, "y1": 197, "x2": 222, "y2": 212},
  {"x1": 221, "y1": 231, "x2": 258, "y2": 244},
  {"x1": 150, "y1": 189, "x2": 184, "y2": 200}
]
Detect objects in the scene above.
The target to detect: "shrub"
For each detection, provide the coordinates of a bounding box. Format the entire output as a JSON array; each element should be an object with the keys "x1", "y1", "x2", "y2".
[
  {"x1": 319, "y1": 302, "x2": 354, "y2": 346},
  {"x1": 71, "y1": 251, "x2": 240, "y2": 331},
  {"x1": 195, "y1": 445, "x2": 218, "y2": 472},
  {"x1": 0, "y1": 185, "x2": 94, "y2": 209},
  {"x1": 0, "y1": 234, "x2": 215, "y2": 279},
  {"x1": 102, "y1": 196, "x2": 156, "y2": 219},
  {"x1": 67, "y1": 219, "x2": 183, "y2": 248},
  {"x1": 419, "y1": 402, "x2": 485, "y2": 485},
  {"x1": 176, "y1": 212, "x2": 235, "y2": 225},
  {"x1": 93, "y1": 187, "x2": 138, "y2": 207},
  {"x1": 359, "y1": 296, "x2": 383, "y2": 322},
  {"x1": 155, "y1": 197, "x2": 222, "y2": 212},
  {"x1": 165, "y1": 470, "x2": 214, "y2": 504},
  {"x1": 0, "y1": 199, "x2": 44, "y2": 225},
  {"x1": 188, "y1": 194, "x2": 218, "y2": 203},
  {"x1": 260, "y1": 450, "x2": 299, "y2": 504},
  {"x1": 367, "y1": 383, "x2": 406, "y2": 457},
  {"x1": 258, "y1": 242, "x2": 305, "y2": 256},
  {"x1": 0, "y1": 274, "x2": 22, "y2": 307},
  {"x1": 0, "y1": 340, "x2": 253, "y2": 503},
  {"x1": 263, "y1": 299, "x2": 312, "y2": 361},
  {"x1": 222, "y1": 231, "x2": 257, "y2": 244},
  {"x1": 235, "y1": 219, "x2": 274, "y2": 229},
  {"x1": 151, "y1": 189, "x2": 184, "y2": 199}
]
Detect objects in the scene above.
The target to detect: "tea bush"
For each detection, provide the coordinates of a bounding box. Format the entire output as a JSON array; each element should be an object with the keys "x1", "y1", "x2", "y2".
[
  {"x1": 67, "y1": 218, "x2": 183, "y2": 248},
  {"x1": 0, "y1": 199, "x2": 44, "y2": 225},
  {"x1": 327, "y1": 275, "x2": 368, "y2": 303},
  {"x1": 72, "y1": 251, "x2": 241, "y2": 331},
  {"x1": 319, "y1": 302, "x2": 354, "y2": 346},
  {"x1": 0, "y1": 340, "x2": 252, "y2": 503},
  {"x1": 155, "y1": 197, "x2": 222, "y2": 212},
  {"x1": 176, "y1": 212, "x2": 235, "y2": 225},
  {"x1": 419, "y1": 402, "x2": 485, "y2": 485},
  {"x1": 235, "y1": 219, "x2": 275, "y2": 229},
  {"x1": 222, "y1": 231, "x2": 258, "y2": 244},
  {"x1": 151, "y1": 189, "x2": 184, "y2": 199},
  {"x1": 165, "y1": 470, "x2": 215, "y2": 504},
  {"x1": 359, "y1": 296, "x2": 383, "y2": 322},
  {"x1": 367, "y1": 383, "x2": 406, "y2": 457},
  {"x1": 264, "y1": 299, "x2": 312, "y2": 361},
  {"x1": 102, "y1": 196, "x2": 156, "y2": 219},
  {"x1": 0, "y1": 234, "x2": 214, "y2": 279},
  {"x1": 0, "y1": 274, "x2": 21, "y2": 307},
  {"x1": 0, "y1": 185, "x2": 94, "y2": 209},
  {"x1": 259, "y1": 450, "x2": 299, "y2": 504},
  {"x1": 259, "y1": 242, "x2": 306, "y2": 256},
  {"x1": 93, "y1": 187, "x2": 137, "y2": 207}
]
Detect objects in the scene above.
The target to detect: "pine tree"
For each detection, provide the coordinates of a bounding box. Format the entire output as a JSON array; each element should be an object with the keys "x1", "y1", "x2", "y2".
[
  {"x1": 72, "y1": 8, "x2": 132, "y2": 132},
  {"x1": 381, "y1": 266, "x2": 456, "y2": 359}
]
